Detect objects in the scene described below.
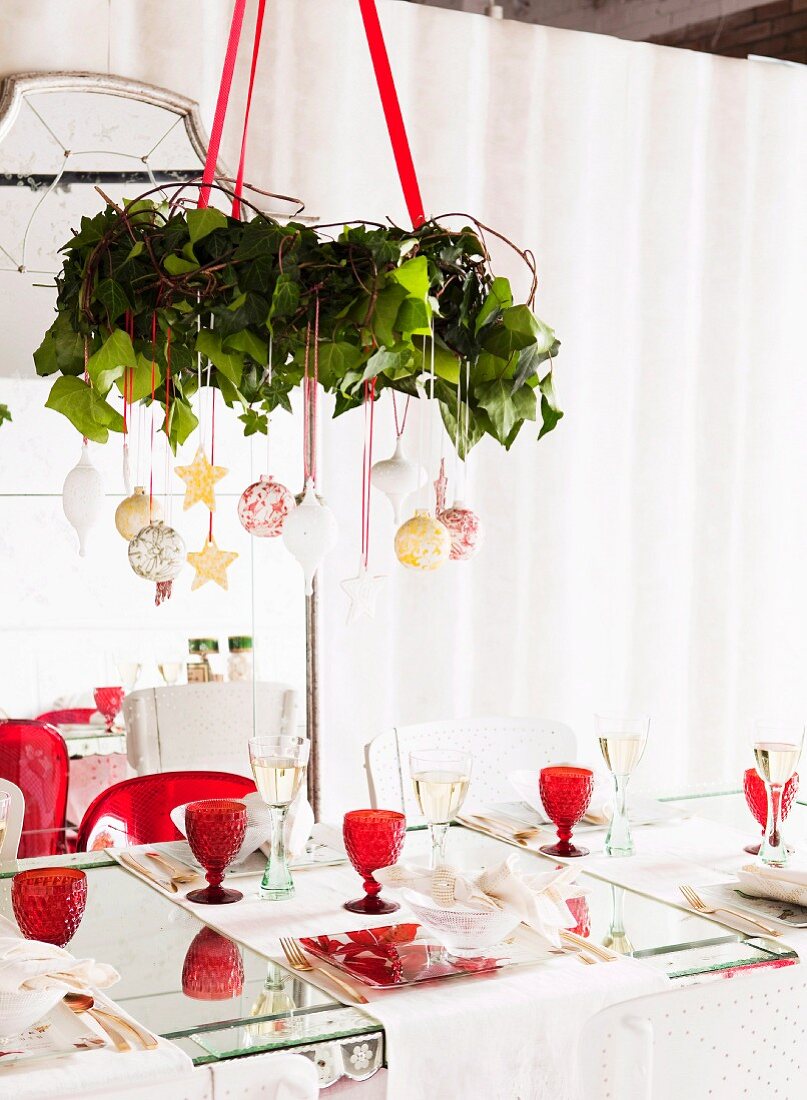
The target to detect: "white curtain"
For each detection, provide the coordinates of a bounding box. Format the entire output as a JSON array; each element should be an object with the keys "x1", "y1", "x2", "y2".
[{"x1": 1, "y1": 0, "x2": 805, "y2": 816}]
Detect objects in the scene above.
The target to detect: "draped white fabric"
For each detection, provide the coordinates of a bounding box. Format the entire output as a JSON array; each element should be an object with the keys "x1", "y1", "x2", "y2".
[{"x1": 0, "y1": 1, "x2": 805, "y2": 816}]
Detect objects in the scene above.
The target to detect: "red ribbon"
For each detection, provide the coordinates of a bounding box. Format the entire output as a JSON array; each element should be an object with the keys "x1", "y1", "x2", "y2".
[
  {"x1": 358, "y1": 0, "x2": 426, "y2": 229},
  {"x1": 198, "y1": 0, "x2": 248, "y2": 211},
  {"x1": 233, "y1": 0, "x2": 267, "y2": 219}
]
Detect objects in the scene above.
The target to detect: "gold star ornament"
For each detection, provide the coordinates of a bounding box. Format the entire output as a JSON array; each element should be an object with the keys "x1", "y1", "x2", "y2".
[
  {"x1": 175, "y1": 446, "x2": 228, "y2": 511},
  {"x1": 187, "y1": 536, "x2": 239, "y2": 591}
]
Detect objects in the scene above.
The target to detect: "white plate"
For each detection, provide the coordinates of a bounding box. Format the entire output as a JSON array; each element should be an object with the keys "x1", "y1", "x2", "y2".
[
  {"x1": 493, "y1": 797, "x2": 685, "y2": 831},
  {"x1": 162, "y1": 842, "x2": 347, "y2": 880},
  {"x1": 0, "y1": 1001, "x2": 107, "y2": 1067},
  {"x1": 699, "y1": 881, "x2": 807, "y2": 928}
]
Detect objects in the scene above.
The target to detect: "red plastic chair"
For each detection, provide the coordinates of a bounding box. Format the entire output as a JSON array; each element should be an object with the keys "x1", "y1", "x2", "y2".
[
  {"x1": 0, "y1": 720, "x2": 69, "y2": 858},
  {"x1": 76, "y1": 771, "x2": 257, "y2": 851},
  {"x1": 36, "y1": 708, "x2": 97, "y2": 726}
]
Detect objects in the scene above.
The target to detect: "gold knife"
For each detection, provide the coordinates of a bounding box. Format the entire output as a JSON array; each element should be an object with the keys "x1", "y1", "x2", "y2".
[{"x1": 120, "y1": 852, "x2": 177, "y2": 892}]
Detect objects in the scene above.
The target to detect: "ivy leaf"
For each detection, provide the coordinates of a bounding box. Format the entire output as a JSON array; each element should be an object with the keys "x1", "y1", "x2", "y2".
[
  {"x1": 512, "y1": 332, "x2": 560, "y2": 391},
  {"x1": 0, "y1": 403, "x2": 11, "y2": 427},
  {"x1": 196, "y1": 329, "x2": 244, "y2": 388},
  {"x1": 538, "y1": 370, "x2": 563, "y2": 439},
  {"x1": 269, "y1": 273, "x2": 299, "y2": 322},
  {"x1": 114, "y1": 352, "x2": 161, "y2": 402},
  {"x1": 95, "y1": 278, "x2": 132, "y2": 322},
  {"x1": 166, "y1": 399, "x2": 199, "y2": 451},
  {"x1": 480, "y1": 304, "x2": 540, "y2": 359},
  {"x1": 260, "y1": 376, "x2": 294, "y2": 414},
  {"x1": 362, "y1": 346, "x2": 413, "y2": 386},
  {"x1": 370, "y1": 283, "x2": 408, "y2": 347},
  {"x1": 86, "y1": 329, "x2": 137, "y2": 396},
  {"x1": 390, "y1": 256, "x2": 430, "y2": 301},
  {"x1": 412, "y1": 336, "x2": 461, "y2": 384},
  {"x1": 239, "y1": 408, "x2": 268, "y2": 436},
  {"x1": 164, "y1": 254, "x2": 199, "y2": 275},
  {"x1": 33, "y1": 325, "x2": 59, "y2": 376},
  {"x1": 36, "y1": 315, "x2": 87, "y2": 376},
  {"x1": 475, "y1": 378, "x2": 536, "y2": 443},
  {"x1": 215, "y1": 370, "x2": 247, "y2": 409},
  {"x1": 224, "y1": 329, "x2": 268, "y2": 366},
  {"x1": 317, "y1": 341, "x2": 362, "y2": 388},
  {"x1": 475, "y1": 276, "x2": 513, "y2": 334},
  {"x1": 187, "y1": 207, "x2": 228, "y2": 244},
  {"x1": 396, "y1": 296, "x2": 432, "y2": 337},
  {"x1": 45, "y1": 376, "x2": 124, "y2": 443},
  {"x1": 439, "y1": 398, "x2": 485, "y2": 458}
]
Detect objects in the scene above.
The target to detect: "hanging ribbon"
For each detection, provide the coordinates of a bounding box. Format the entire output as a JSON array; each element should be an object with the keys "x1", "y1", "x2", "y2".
[
  {"x1": 360, "y1": 377, "x2": 377, "y2": 569},
  {"x1": 358, "y1": 0, "x2": 426, "y2": 229},
  {"x1": 209, "y1": 390, "x2": 216, "y2": 542},
  {"x1": 302, "y1": 298, "x2": 321, "y2": 487},
  {"x1": 391, "y1": 391, "x2": 410, "y2": 440},
  {"x1": 233, "y1": 0, "x2": 267, "y2": 219},
  {"x1": 149, "y1": 313, "x2": 157, "y2": 522}
]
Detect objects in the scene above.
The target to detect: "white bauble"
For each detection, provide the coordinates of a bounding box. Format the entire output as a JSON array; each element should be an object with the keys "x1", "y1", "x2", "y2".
[
  {"x1": 282, "y1": 479, "x2": 338, "y2": 595},
  {"x1": 371, "y1": 437, "x2": 423, "y2": 524},
  {"x1": 62, "y1": 443, "x2": 104, "y2": 556},
  {"x1": 128, "y1": 520, "x2": 186, "y2": 606}
]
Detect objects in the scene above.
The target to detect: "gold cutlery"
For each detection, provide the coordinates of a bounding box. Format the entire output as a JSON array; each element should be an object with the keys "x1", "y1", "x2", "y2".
[
  {"x1": 119, "y1": 852, "x2": 177, "y2": 893},
  {"x1": 560, "y1": 929, "x2": 617, "y2": 962},
  {"x1": 279, "y1": 937, "x2": 369, "y2": 1004},
  {"x1": 64, "y1": 994, "x2": 130, "y2": 1052},
  {"x1": 145, "y1": 851, "x2": 198, "y2": 886},
  {"x1": 679, "y1": 884, "x2": 782, "y2": 937},
  {"x1": 459, "y1": 814, "x2": 541, "y2": 847}
]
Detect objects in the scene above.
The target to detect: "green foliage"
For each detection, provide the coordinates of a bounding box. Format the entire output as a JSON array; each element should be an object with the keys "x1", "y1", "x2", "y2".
[
  {"x1": 37, "y1": 197, "x2": 562, "y2": 453},
  {"x1": 0, "y1": 404, "x2": 11, "y2": 428}
]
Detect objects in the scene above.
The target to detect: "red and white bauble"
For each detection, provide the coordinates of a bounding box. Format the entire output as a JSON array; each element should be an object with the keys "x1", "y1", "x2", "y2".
[
  {"x1": 237, "y1": 474, "x2": 295, "y2": 538},
  {"x1": 439, "y1": 500, "x2": 483, "y2": 561}
]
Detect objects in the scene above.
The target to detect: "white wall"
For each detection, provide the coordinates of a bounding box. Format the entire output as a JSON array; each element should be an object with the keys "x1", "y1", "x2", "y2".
[{"x1": 0, "y1": 1, "x2": 805, "y2": 819}]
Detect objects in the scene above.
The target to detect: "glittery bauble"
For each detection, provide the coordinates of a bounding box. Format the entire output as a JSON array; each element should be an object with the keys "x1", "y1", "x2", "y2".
[
  {"x1": 371, "y1": 437, "x2": 423, "y2": 524},
  {"x1": 439, "y1": 501, "x2": 483, "y2": 561},
  {"x1": 128, "y1": 521, "x2": 186, "y2": 603},
  {"x1": 237, "y1": 474, "x2": 294, "y2": 537},
  {"x1": 282, "y1": 480, "x2": 338, "y2": 595},
  {"x1": 62, "y1": 443, "x2": 104, "y2": 557},
  {"x1": 394, "y1": 509, "x2": 451, "y2": 572},
  {"x1": 115, "y1": 486, "x2": 161, "y2": 541}
]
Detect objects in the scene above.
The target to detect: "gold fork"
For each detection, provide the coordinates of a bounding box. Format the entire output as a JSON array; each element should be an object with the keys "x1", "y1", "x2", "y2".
[
  {"x1": 679, "y1": 884, "x2": 782, "y2": 937},
  {"x1": 560, "y1": 929, "x2": 617, "y2": 962},
  {"x1": 279, "y1": 937, "x2": 368, "y2": 1004},
  {"x1": 146, "y1": 851, "x2": 199, "y2": 887},
  {"x1": 119, "y1": 852, "x2": 177, "y2": 893}
]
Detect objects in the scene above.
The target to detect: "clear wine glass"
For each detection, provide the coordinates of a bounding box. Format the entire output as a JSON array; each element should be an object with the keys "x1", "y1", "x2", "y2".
[
  {"x1": 595, "y1": 713, "x2": 650, "y2": 857},
  {"x1": 158, "y1": 660, "x2": 183, "y2": 686},
  {"x1": 248, "y1": 735, "x2": 310, "y2": 901},
  {"x1": 753, "y1": 722, "x2": 804, "y2": 867},
  {"x1": 409, "y1": 748, "x2": 472, "y2": 868},
  {"x1": 115, "y1": 659, "x2": 142, "y2": 694}
]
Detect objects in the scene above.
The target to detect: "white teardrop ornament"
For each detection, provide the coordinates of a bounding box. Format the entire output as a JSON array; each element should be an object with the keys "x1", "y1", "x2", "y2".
[
  {"x1": 282, "y1": 479, "x2": 338, "y2": 595},
  {"x1": 62, "y1": 443, "x2": 104, "y2": 557},
  {"x1": 371, "y1": 437, "x2": 423, "y2": 524}
]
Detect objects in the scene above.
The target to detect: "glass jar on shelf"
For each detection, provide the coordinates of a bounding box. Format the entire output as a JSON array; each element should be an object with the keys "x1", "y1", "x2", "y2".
[
  {"x1": 187, "y1": 638, "x2": 219, "y2": 683},
  {"x1": 228, "y1": 636, "x2": 253, "y2": 682}
]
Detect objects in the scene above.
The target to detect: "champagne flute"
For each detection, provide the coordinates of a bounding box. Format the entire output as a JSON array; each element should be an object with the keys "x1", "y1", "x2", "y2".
[
  {"x1": 595, "y1": 713, "x2": 650, "y2": 857},
  {"x1": 249, "y1": 735, "x2": 310, "y2": 901},
  {"x1": 753, "y1": 722, "x2": 804, "y2": 867},
  {"x1": 409, "y1": 748, "x2": 472, "y2": 868}
]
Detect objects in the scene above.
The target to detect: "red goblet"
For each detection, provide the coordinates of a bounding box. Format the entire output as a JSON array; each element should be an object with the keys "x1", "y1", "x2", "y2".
[
  {"x1": 343, "y1": 810, "x2": 406, "y2": 914},
  {"x1": 181, "y1": 927, "x2": 245, "y2": 1001},
  {"x1": 12, "y1": 868, "x2": 87, "y2": 947},
  {"x1": 538, "y1": 766, "x2": 594, "y2": 858},
  {"x1": 93, "y1": 686, "x2": 125, "y2": 731},
  {"x1": 184, "y1": 800, "x2": 247, "y2": 905},
  {"x1": 743, "y1": 767, "x2": 798, "y2": 855}
]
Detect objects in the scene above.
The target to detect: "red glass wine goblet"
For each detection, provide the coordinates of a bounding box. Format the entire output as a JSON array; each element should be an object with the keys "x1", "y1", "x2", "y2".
[
  {"x1": 184, "y1": 800, "x2": 247, "y2": 905},
  {"x1": 743, "y1": 767, "x2": 798, "y2": 856},
  {"x1": 93, "y1": 686, "x2": 125, "y2": 731},
  {"x1": 12, "y1": 868, "x2": 87, "y2": 947},
  {"x1": 538, "y1": 766, "x2": 594, "y2": 858},
  {"x1": 343, "y1": 810, "x2": 406, "y2": 914}
]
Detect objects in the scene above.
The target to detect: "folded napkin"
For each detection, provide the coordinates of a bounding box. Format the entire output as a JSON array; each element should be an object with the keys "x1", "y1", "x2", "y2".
[
  {"x1": 377, "y1": 856, "x2": 582, "y2": 947},
  {"x1": 509, "y1": 769, "x2": 613, "y2": 826},
  {"x1": 737, "y1": 862, "x2": 807, "y2": 906},
  {"x1": 251, "y1": 790, "x2": 314, "y2": 861},
  {"x1": 0, "y1": 916, "x2": 119, "y2": 994}
]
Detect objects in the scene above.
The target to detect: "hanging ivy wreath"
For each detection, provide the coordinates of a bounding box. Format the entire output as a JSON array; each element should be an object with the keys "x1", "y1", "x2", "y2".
[{"x1": 34, "y1": 188, "x2": 561, "y2": 455}]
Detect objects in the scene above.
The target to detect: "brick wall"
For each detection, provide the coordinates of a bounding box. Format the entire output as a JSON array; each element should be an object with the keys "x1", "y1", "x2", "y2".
[{"x1": 410, "y1": 0, "x2": 807, "y2": 60}]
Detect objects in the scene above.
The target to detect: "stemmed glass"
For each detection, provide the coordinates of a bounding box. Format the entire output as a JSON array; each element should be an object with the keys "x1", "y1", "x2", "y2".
[
  {"x1": 158, "y1": 660, "x2": 183, "y2": 686},
  {"x1": 743, "y1": 767, "x2": 799, "y2": 856},
  {"x1": 538, "y1": 766, "x2": 594, "y2": 857},
  {"x1": 115, "y1": 659, "x2": 142, "y2": 693},
  {"x1": 343, "y1": 810, "x2": 406, "y2": 914},
  {"x1": 409, "y1": 748, "x2": 472, "y2": 868},
  {"x1": 249, "y1": 735, "x2": 310, "y2": 901},
  {"x1": 93, "y1": 685, "x2": 126, "y2": 732},
  {"x1": 12, "y1": 868, "x2": 87, "y2": 946},
  {"x1": 753, "y1": 722, "x2": 804, "y2": 867},
  {"x1": 184, "y1": 800, "x2": 247, "y2": 905},
  {"x1": 595, "y1": 713, "x2": 650, "y2": 857}
]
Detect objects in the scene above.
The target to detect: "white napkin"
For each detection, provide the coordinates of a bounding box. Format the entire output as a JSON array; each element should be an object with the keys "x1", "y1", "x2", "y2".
[
  {"x1": 509, "y1": 768, "x2": 613, "y2": 825},
  {"x1": 377, "y1": 856, "x2": 581, "y2": 947},
  {"x1": 250, "y1": 790, "x2": 315, "y2": 861},
  {"x1": 736, "y1": 862, "x2": 807, "y2": 906},
  {"x1": 0, "y1": 917, "x2": 119, "y2": 994}
]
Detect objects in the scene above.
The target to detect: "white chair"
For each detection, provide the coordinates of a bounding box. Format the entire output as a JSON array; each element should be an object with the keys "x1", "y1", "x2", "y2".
[
  {"x1": 210, "y1": 1051, "x2": 320, "y2": 1098},
  {"x1": 123, "y1": 682, "x2": 298, "y2": 778},
  {"x1": 365, "y1": 716, "x2": 576, "y2": 815},
  {"x1": 0, "y1": 777, "x2": 24, "y2": 859},
  {"x1": 579, "y1": 963, "x2": 807, "y2": 1099}
]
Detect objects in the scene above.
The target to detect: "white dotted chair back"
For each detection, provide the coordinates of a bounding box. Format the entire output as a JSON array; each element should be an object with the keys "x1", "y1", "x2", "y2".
[
  {"x1": 580, "y1": 962, "x2": 807, "y2": 1100},
  {"x1": 365, "y1": 716, "x2": 576, "y2": 815},
  {"x1": 123, "y1": 682, "x2": 298, "y2": 778},
  {"x1": 0, "y1": 777, "x2": 24, "y2": 859}
]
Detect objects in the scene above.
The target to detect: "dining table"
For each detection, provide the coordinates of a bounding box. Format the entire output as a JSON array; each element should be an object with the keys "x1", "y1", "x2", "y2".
[{"x1": 1, "y1": 787, "x2": 805, "y2": 1097}]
